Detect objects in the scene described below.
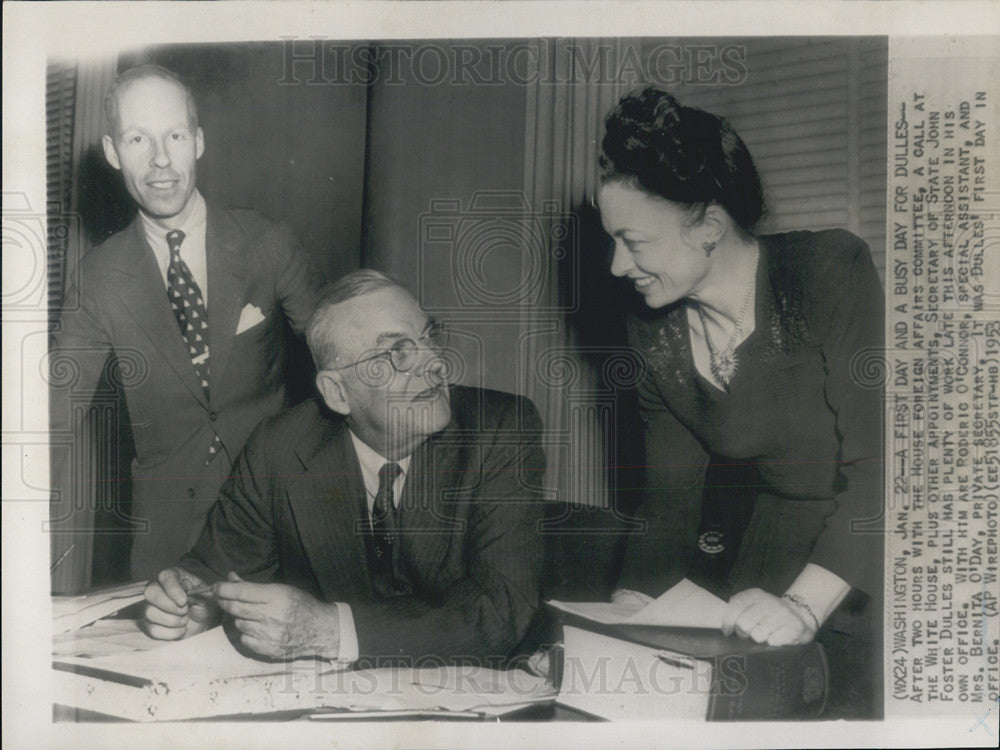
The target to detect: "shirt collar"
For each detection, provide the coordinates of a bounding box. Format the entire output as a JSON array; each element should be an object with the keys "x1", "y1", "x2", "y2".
[
  {"x1": 348, "y1": 430, "x2": 411, "y2": 494},
  {"x1": 139, "y1": 190, "x2": 207, "y2": 250}
]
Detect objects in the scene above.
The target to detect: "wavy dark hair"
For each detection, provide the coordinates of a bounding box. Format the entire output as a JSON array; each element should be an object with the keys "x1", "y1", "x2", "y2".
[{"x1": 599, "y1": 87, "x2": 765, "y2": 236}]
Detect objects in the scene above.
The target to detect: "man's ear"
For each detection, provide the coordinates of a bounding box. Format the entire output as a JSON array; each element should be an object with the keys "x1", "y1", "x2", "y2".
[
  {"x1": 102, "y1": 134, "x2": 121, "y2": 171},
  {"x1": 316, "y1": 370, "x2": 351, "y2": 416},
  {"x1": 195, "y1": 127, "x2": 205, "y2": 160}
]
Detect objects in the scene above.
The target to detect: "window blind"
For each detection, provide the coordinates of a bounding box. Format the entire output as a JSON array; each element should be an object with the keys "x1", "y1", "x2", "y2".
[
  {"x1": 641, "y1": 37, "x2": 888, "y2": 281},
  {"x1": 46, "y1": 61, "x2": 77, "y2": 324}
]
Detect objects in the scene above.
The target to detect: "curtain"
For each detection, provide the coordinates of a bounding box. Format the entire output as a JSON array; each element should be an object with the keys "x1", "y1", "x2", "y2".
[
  {"x1": 521, "y1": 39, "x2": 643, "y2": 523},
  {"x1": 48, "y1": 55, "x2": 119, "y2": 594}
]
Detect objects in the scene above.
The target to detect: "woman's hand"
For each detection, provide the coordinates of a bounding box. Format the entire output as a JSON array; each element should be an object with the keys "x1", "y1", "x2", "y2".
[{"x1": 721, "y1": 588, "x2": 818, "y2": 646}]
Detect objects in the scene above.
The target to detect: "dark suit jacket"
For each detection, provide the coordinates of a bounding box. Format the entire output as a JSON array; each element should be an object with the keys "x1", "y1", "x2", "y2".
[
  {"x1": 50, "y1": 204, "x2": 319, "y2": 582},
  {"x1": 180, "y1": 386, "x2": 546, "y2": 663}
]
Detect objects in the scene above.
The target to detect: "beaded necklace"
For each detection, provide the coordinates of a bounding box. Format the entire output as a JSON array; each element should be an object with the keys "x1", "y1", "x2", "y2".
[{"x1": 695, "y1": 246, "x2": 759, "y2": 388}]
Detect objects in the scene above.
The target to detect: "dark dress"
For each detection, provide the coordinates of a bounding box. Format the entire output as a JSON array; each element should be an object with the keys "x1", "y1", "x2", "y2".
[{"x1": 619, "y1": 229, "x2": 885, "y2": 717}]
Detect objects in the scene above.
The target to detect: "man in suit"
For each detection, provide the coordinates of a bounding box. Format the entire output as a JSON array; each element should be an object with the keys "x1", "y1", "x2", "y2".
[
  {"x1": 49, "y1": 65, "x2": 319, "y2": 584},
  {"x1": 142, "y1": 272, "x2": 546, "y2": 664}
]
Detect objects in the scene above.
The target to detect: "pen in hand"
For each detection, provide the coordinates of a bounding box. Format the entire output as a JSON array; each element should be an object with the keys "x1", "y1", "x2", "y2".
[{"x1": 183, "y1": 582, "x2": 216, "y2": 601}]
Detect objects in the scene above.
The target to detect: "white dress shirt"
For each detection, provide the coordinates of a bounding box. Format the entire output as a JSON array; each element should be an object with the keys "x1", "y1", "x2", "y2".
[
  {"x1": 334, "y1": 431, "x2": 414, "y2": 662},
  {"x1": 349, "y1": 431, "x2": 412, "y2": 517},
  {"x1": 140, "y1": 190, "x2": 209, "y2": 306}
]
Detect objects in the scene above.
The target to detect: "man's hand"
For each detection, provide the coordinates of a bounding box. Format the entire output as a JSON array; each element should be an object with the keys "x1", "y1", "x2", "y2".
[
  {"x1": 721, "y1": 588, "x2": 818, "y2": 646},
  {"x1": 142, "y1": 567, "x2": 219, "y2": 641},
  {"x1": 214, "y1": 572, "x2": 341, "y2": 660}
]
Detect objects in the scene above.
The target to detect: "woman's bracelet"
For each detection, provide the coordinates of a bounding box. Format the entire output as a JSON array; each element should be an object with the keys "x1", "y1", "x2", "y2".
[
  {"x1": 782, "y1": 593, "x2": 821, "y2": 632},
  {"x1": 611, "y1": 588, "x2": 653, "y2": 607}
]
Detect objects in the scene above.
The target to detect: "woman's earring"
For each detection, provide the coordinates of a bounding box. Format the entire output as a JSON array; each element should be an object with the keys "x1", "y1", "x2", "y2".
[{"x1": 703, "y1": 241, "x2": 717, "y2": 256}]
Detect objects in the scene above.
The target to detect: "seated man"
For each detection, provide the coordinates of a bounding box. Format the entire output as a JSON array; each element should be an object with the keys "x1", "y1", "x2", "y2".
[{"x1": 142, "y1": 270, "x2": 545, "y2": 665}]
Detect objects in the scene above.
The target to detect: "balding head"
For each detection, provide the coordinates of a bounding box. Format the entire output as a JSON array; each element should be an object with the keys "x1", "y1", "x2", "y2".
[{"x1": 105, "y1": 64, "x2": 198, "y2": 139}]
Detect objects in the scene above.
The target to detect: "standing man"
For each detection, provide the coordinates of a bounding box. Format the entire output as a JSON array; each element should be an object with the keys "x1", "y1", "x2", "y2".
[
  {"x1": 142, "y1": 272, "x2": 546, "y2": 664},
  {"x1": 50, "y1": 65, "x2": 320, "y2": 584}
]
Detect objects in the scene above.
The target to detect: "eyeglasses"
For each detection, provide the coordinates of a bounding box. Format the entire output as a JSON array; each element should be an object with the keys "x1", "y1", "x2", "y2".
[{"x1": 331, "y1": 322, "x2": 450, "y2": 374}]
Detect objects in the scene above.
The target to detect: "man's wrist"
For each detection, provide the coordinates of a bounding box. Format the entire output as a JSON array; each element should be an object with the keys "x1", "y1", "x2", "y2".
[
  {"x1": 333, "y1": 602, "x2": 358, "y2": 663},
  {"x1": 316, "y1": 601, "x2": 341, "y2": 661}
]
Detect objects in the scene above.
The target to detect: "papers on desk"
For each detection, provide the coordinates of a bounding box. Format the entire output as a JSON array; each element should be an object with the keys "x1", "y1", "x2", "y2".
[
  {"x1": 547, "y1": 578, "x2": 727, "y2": 629},
  {"x1": 56, "y1": 625, "x2": 345, "y2": 684},
  {"x1": 52, "y1": 581, "x2": 558, "y2": 721},
  {"x1": 310, "y1": 665, "x2": 556, "y2": 720},
  {"x1": 53, "y1": 625, "x2": 556, "y2": 721},
  {"x1": 53, "y1": 626, "x2": 352, "y2": 721},
  {"x1": 52, "y1": 618, "x2": 162, "y2": 659},
  {"x1": 52, "y1": 581, "x2": 148, "y2": 634}
]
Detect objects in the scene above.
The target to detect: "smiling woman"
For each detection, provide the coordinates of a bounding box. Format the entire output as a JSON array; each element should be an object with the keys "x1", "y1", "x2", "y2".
[
  {"x1": 596, "y1": 87, "x2": 885, "y2": 718},
  {"x1": 599, "y1": 185, "x2": 715, "y2": 310}
]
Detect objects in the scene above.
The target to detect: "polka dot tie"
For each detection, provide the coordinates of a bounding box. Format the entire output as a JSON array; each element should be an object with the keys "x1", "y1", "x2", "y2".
[
  {"x1": 371, "y1": 462, "x2": 402, "y2": 575},
  {"x1": 166, "y1": 229, "x2": 222, "y2": 463}
]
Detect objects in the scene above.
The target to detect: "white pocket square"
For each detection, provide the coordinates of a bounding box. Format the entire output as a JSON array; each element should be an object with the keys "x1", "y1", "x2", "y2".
[{"x1": 236, "y1": 304, "x2": 266, "y2": 334}]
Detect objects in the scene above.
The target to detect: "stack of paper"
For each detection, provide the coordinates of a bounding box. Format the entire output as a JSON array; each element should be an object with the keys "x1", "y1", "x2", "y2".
[
  {"x1": 52, "y1": 582, "x2": 148, "y2": 634},
  {"x1": 52, "y1": 618, "x2": 162, "y2": 659},
  {"x1": 548, "y1": 578, "x2": 727, "y2": 628},
  {"x1": 310, "y1": 664, "x2": 556, "y2": 719},
  {"x1": 53, "y1": 626, "x2": 351, "y2": 721},
  {"x1": 54, "y1": 624, "x2": 557, "y2": 721}
]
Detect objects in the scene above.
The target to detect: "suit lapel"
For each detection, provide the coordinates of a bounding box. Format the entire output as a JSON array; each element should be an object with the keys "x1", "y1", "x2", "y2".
[
  {"x1": 205, "y1": 205, "x2": 247, "y2": 394},
  {"x1": 287, "y1": 417, "x2": 372, "y2": 601},
  {"x1": 116, "y1": 219, "x2": 208, "y2": 407},
  {"x1": 397, "y1": 420, "x2": 465, "y2": 575}
]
